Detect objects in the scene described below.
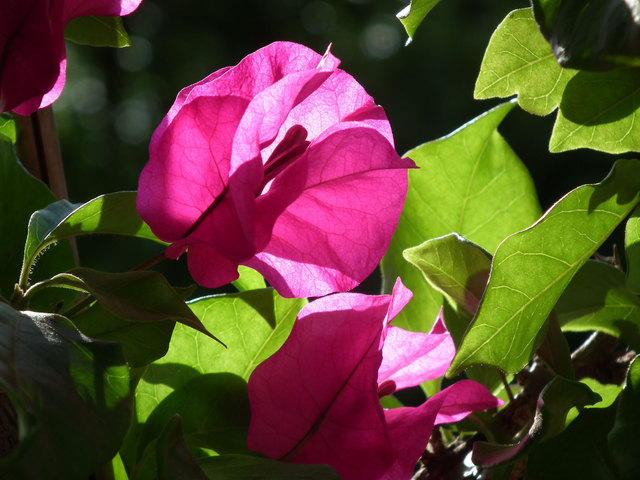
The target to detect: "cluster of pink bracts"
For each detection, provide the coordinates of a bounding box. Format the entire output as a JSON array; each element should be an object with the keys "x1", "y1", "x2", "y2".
[{"x1": 1, "y1": 6, "x2": 502, "y2": 478}]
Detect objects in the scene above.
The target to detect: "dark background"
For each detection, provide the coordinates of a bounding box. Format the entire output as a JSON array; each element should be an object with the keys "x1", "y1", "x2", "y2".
[{"x1": 52, "y1": 0, "x2": 620, "y2": 279}]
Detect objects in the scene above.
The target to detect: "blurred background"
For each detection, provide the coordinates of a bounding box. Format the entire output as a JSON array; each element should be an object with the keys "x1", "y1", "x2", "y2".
[{"x1": 52, "y1": 0, "x2": 620, "y2": 279}]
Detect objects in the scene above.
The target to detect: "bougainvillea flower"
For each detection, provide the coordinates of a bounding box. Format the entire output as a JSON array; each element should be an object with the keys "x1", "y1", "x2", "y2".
[
  {"x1": 137, "y1": 41, "x2": 414, "y2": 297},
  {"x1": 247, "y1": 279, "x2": 503, "y2": 480},
  {"x1": 0, "y1": 0, "x2": 143, "y2": 114}
]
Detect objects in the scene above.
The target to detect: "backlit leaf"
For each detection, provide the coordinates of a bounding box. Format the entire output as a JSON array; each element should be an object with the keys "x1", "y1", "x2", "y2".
[
  {"x1": 381, "y1": 102, "x2": 540, "y2": 332},
  {"x1": 625, "y1": 206, "x2": 640, "y2": 293},
  {"x1": 449, "y1": 159, "x2": 640, "y2": 376},
  {"x1": 396, "y1": 0, "x2": 442, "y2": 42},
  {"x1": 64, "y1": 16, "x2": 131, "y2": 48},
  {"x1": 475, "y1": 8, "x2": 576, "y2": 116}
]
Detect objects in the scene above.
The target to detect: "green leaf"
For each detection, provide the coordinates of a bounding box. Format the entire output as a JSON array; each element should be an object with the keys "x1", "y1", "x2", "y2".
[
  {"x1": 156, "y1": 416, "x2": 209, "y2": 480},
  {"x1": 550, "y1": 69, "x2": 640, "y2": 153},
  {"x1": 381, "y1": 101, "x2": 540, "y2": 331},
  {"x1": 396, "y1": 0, "x2": 442, "y2": 42},
  {"x1": 449, "y1": 159, "x2": 640, "y2": 376},
  {"x1": 21, "y1": 192, "x2": 164, "y2": 289},
  {"x1": 608, "y1": 355, "x2": 640, "y2": 480},
  {"x1": 474, "y1": 8, "x2": 577, "y2": 116},
  {"x1": 64, "y1": 16, "x2": 131, "y2": 48},
  {"x1": 140, "y1": 374, "x2": 251, "y2": 460},
  {"x1": 47, "y1": 267, "x2": 213, "y2": 340},
  {"x1": 71, "y1": 303, "x2": 175, "y2": 368},
  {"x1": 0, "y1": 304, "x2": 131, "y2": 479},
  {"x1": 0, "y1": 114, "x2": 16, "y2": 143},
  {"x1": 473, "y1": 376, "x2": 601, "y2": 467},
  {"x1": 404, "y1": 233, "x2": 491, "y2": 316},
  {"x1": 565, "y1": 378, "x2": 622, "y2": 425},
  {"x1": 625, "y1": 206, "x2": 640, "y2": 293},
  {"x1": 532, "y1": 0, "x2": 640, "y2": 70},
  {"x1": 0, "y1": 136, "x2": 74, "y2": 302},
  {"x1": 525, "y1": 406, "x2": 618, "y2": 479},
  {"x1": 134, "y1": 289, "x2": 304, "y2": 424},
  {"x1": 198, "y1": 455, "x2": 341, "y2": 479},
  {"x1": 556, "y1": 260, "x2": 640, "y2": 350},
  {"x1": 232, "y1": 265, "x2": 266, "y2": 292}
]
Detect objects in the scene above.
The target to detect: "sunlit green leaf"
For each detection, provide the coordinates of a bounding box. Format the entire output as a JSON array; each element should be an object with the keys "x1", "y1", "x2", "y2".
[
  {"x1": 449, "y1": 159, "x2": 640, "y2": 376},
  {"x1": 532, "y1": 0, "x2": 640, "y2": 70},
  {"x1": 396, "y1": 0, "x2": 442, "y2": 42},
  {"x1": 475, "y1": 8, "x2": 576, "y2": 116},
  {"x1": 625, "y1": 206, "x2": 640, "y2": 293},
  {"x1": 0, "y1": 305, "x2": 131, "y2": 479},
  {"x1": 404, "y1": 233, "x2": 491, "y2": 316},
  {"x1": 565, "y1": 378, "x2": 622, "y2": 425},
  {"x1": 550, "y1": 69, "x2": 640, "y2": 153},
  {"x1": 381, "y1": 102, "x2": 540, "y2": 332},
  {"x1": 21, "y1": 192, "x2": 164, "y2": 288},
  {"x1": 526, "y1": 406, "x2": 618, "y2": 479},
  {"x1": 0, "y1": 136, "x2": 74, "y2": 303},
  {"x1": 556, "y1": 260, "x2": 640, "y2": 350},
  {"x1": 232, "y1": 266, "x2": 266, "y2": 292},
  {"x1": 135, "y1": 289, "x2": 304, "y2": 423},
  {"x1": 0, "y1": 114, "x2": 16, "y2": 143},
  {"x1": 608, "y1": 355, "x2": 640, "y2": 480},
  {"x1": 64, "y1": 16, "x2": 131, "y2": 47}
]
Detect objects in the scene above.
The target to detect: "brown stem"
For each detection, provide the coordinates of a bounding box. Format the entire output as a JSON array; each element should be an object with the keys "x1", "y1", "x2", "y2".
[{"x1": 14, "y1": 106, "x2": 69, "y2": 200}]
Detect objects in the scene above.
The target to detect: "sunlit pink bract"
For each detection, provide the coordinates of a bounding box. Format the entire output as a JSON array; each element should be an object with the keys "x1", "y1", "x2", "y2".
[
  {"x1": 137, "y1": 41, "x2": 414, "y2": 298},
  {"x1": 247, "y1": 279, "x2": 503, "y2": 480},
  {"x1": 0, "y1": 0, "x2": 143, "y2": 115}
]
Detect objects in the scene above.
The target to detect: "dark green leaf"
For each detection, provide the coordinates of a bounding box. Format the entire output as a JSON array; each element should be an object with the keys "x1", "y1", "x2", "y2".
[
  {"x1": 551, "y1": 69, "x2": 640, "y2": 153},
  {"x1": 404, "y1": 233, "x2": 491, "y2": 316},
  {"x1": 21, "y1": 192, "x2": 164, "y2": 288},
  {"x1": 0, "y1": 114, "x2": 16, "y2": 143},
  {"x1": 608, "y1": 355, "x2": 640, "y2": 480},
  {"x1": 396, "y1": 0, "x2": 442, "y2": 42},
  {"x1": 525, "y1": 405, "x2": 618, "y2": 479},
  {"x1": 0, "y1": 304, "x2": 131, "y2": 479},
  {"x1": 381, "y1": 102, "x2": 540, "y2": 331},
  {"x1": 71, "y1": 303, "x2": 174, "y2": 367},
  {"x1": 536, "y1": 313, "x2": 574, "y2": 378},
  {"x1": 64, "y1": 16, "x2": 131, "y2": 48},
  {"x1": 0, "y1": 136, "x2": 74, "y2": 302},
  {"x1": 473, "y1": 376, "x2": 601, "y2": 467},
  {"x1": 532, "y1": 0, "x2": 640, "y2": 70},
  {"x1": 556, "y1": 260, "x2": 640, "y2": 350},
  {"x1": 449, "y1": 159, "x2": 640, "y2": 376},
  {"x1": 135, "y1": 289, "x2": 304, "y2": 423},
  {"x1": 198, "y1": 455, "x2": 341, "y2": 479},
  {"x1": 50, "y1": 267, "x2": 213, "y2": 340},
  {"x1": 475, "y1": 8, "x2": 576, "y2": 116},
  {"x1": 156, "y1": 416, "x2": 209, "y2": 480},
  {"x1": 140, "y1": 373, "x2": 251, "y2": 461},
  {"x1": 626, "y1": 206, "x2": 640, "y2": 293}
]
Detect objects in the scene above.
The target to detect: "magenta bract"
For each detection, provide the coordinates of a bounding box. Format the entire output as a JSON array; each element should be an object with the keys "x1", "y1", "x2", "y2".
[
  {"x1": 0, "y1": 0, "x2": 142, "y2": 115},
  {"x1": 247, "y1": 279, "x2": 503, "y2": 480},
  {"x1": 137, "y1": 41, "x2": 414, "y2": 297}
]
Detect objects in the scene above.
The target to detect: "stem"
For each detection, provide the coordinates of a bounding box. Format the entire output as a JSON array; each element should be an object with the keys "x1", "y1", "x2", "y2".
[
  {"x1": 498, "y1": 370, "x2": 515, "y2": 403},
  {"x1": 62, "y1": 294, "x2": 95, "y2": 318},
  {"x1": 131, "y1": 250, "x2": 166, "y2": 271}
]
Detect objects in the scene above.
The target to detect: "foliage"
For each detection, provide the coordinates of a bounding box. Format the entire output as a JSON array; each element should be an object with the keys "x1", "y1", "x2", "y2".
[{"x1": 1, "y1": 1, "x2": 640, "y2": 479}]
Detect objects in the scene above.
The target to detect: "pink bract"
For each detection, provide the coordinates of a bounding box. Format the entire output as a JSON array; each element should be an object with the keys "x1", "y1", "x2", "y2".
[
  {"x1": 0, "y1": 0, "x2": 143, "y2": 115},
  {"x1": 137, "y1": 41, "x2": 414, "y2": 298},
  {"x1": 247, "y1": 279, "x2": 503, "y2": 480}
]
